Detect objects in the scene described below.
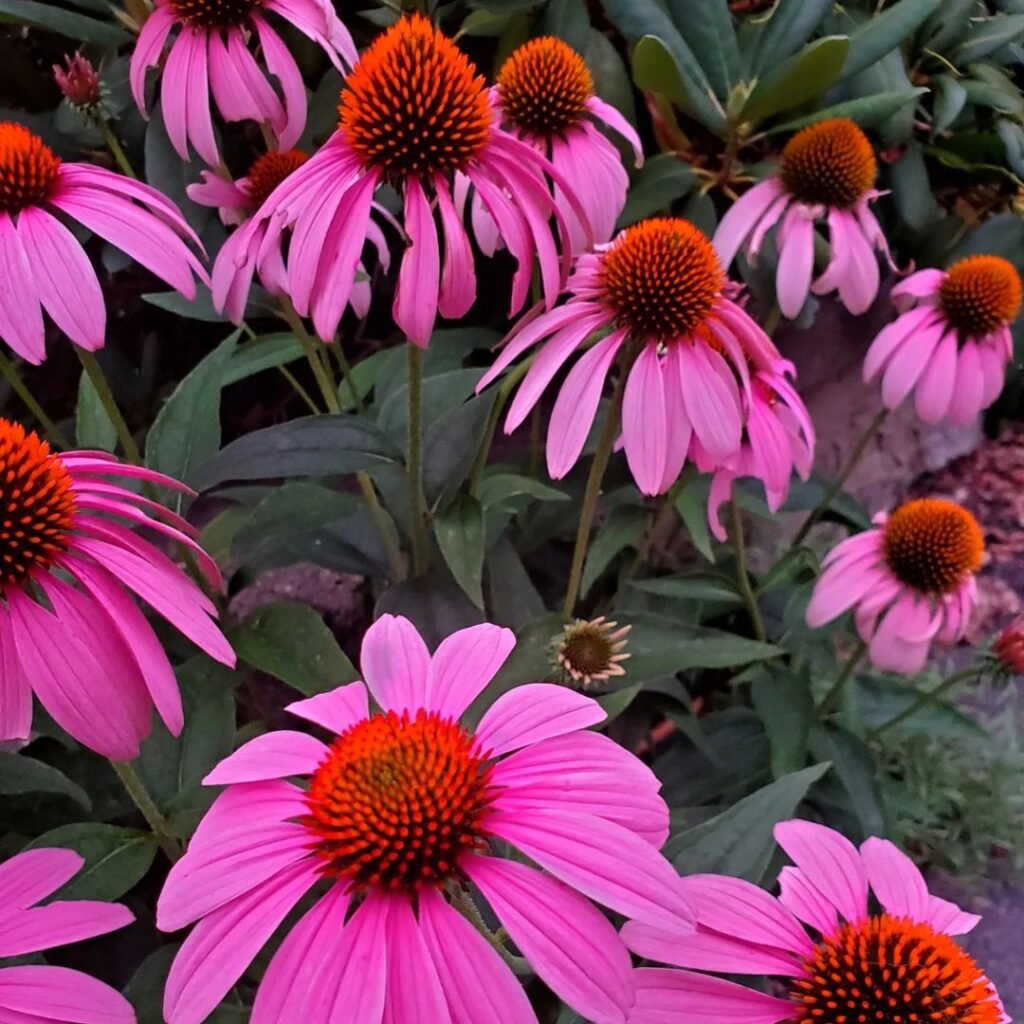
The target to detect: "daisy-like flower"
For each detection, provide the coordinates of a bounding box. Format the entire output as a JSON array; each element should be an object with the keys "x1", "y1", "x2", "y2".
[
  {"x1": 189, "y1": 147, "x2": 310, "y2": 226},
  {"x1": 129, "y1": 0, "x2": 355, "y2": 165},
  {"x1": 0, "y1": 848, "x2": 136, "y2": 1023},
  {"x1": 0, "y1": 419, "x2": 234, "y2": 760},
  {"x1": 621, "y1": 819, "x2": 1006, "y2": 1024},
  {"x1": 157, "y1": 614, "x2": 692, "y2": 1024},
  {"x1": 214, "y1": 15, "x2": 584, "y2": 347},
  {"x1": 553, "y1": 615, "x2": 632, "y2": 689},
  {"x1": 490, "y1": 36, "x2": 642, "y2": 250},
  {"x1": 806, "y1": 497, "x2": 983, "y2": 674},
  {"x1": 714, "y1": 118, "x2": 891, "y2": 319},
  {"x1": 864, "y1": 255, "x2": 1022, "y2": 425},
  {"x1": 478, "y1": 217, "x2": 784, "y2": 496},
  {"x1": 0, "y1": 122, "x2": 205, "y2": 364}
]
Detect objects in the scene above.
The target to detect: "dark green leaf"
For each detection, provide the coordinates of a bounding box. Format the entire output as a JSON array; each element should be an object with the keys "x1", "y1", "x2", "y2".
[
  {"x1": 125, "y1": 945, "x2": 178, "y2": 1024},
  {"x1": 477, "y1": 473, "x2": 569, "y2": 512},
  {"x1": 585, "y1": 29, "x2": 638, "y2": 128},
  {"x1": 808, "y1": 725, "x2": 887, "y2": 838},
  {"x1": 142, "y1": 287, "x2": 229, "y2": 323},
  {"x1": 423, "y1": 391, "x2": 499, "y2": 509},
  {"x1": 581, "y1": 507, "x2": 645, "y2": 597},
  {"x1": 631, "y1": 573, "x2": 741, "y2": 605},
  {"x1": 223, "y1": 333, "x2": 305, "y2": 385},
  {"x1": 25, "y1": 824, "x2": 156, "y2": 900},
  {"x1": 76, "y1": 369, "x2": 117, "y2": 453},
  {"x1": 756, "y1": 545, "x2": 819, "y2": 594},
  {"x1": 144, "y1": 108, "x2": 212, "y2": 235},
  {"x1": 932, "y1": 74, "x2": 968, "y2": 133},
  {"x1": 749, "y1": 0, "x2": 835, "y2": 73},
  {"x1": 616, "y1": 153, "x2": 697, "y2": 229},
  {"x1": 854, "y1": 676, "x2": 987, "y2": 739},
  {"x1": 377, "y1": 369, "x2": 484, "y2": 442},
  {"x1": 953, "y1": 13, "x2": 1024, "y2": 61},
  {"x1": 674, "y1": 470, "x2": 716, "y2": 561},
  {"x1": 484, "y1": 537, "x2": 546, "y2": 629},
  {"x1": 769, "y1": 89, "x2": 927, "y2": 133},
  {"x1": 841, "y1": 0, "x2": 943, "y2": 80},
  {"x1": 434, "y1": 495, "x2": 486, "y2": 609},
  {"x1": 232, "y1": 601, "x2": 358, "y2": 695},
  {"x1": 665, "y1": 0, "x2": 741, "y2": 99},
  {"x1": 743, "y1": 36, "x2": 850, "y2": 124},
  {"x1": 539, "y1": 0, "x2": 590, "y2": 53},
  {"x1": 924, "y1": 0, "x2": 979, "y2": 52},
  {"x1": 890, "y1": 142, "x2": 941, "y2": 231},
  {"x1": 0, "y1": 752, "x2": 90, "y2": 809},
  {"x1": 752, "y1": 671, "x2": 814, "y2": 777},
  {"x1": 194, "y1": 414, "x2": 402, "y2": 491},
  {"x1": 0, "y1": 0, "x2": 127, "y2": 45}
]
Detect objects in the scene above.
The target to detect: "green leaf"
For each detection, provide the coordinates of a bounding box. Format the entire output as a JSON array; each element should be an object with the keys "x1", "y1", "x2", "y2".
[
  {"x1": 25, "y1": 824, "x2": 156, "y2": 900},
  {"x1": 749, "y1": 0, "x2": 835, "y2": 73},
  {"x1": 434, "y1": 495, "x2": 486, "y2": 609},
  {"x1": 539, "y1": 0, "x2": 590, "y2": 53},
  {"x1": 932, "y1": 74, "x2": 968, "y2": 133},
  {"x1": 76, "y1": 369, "x2": 117, "y2": 453},
  {"x1": 581, "y1": 507, "x2": 645, "y2": 597},
  {"x1": 854, "y1": 676, "x2": 987, "y2": 739},
  {"x1": 477, "y1": 473, "x2": 569, "y2": 512},
  {"x1": 423, "y1": 391, "x2": 499, "y2": 509},
  {"x1": 954, "y1": 13, "x2": 1024, "y2": 61},
  {"x1": 146, "y1": 331, "x2": 239, "y2": 506},
  {"x1": 616, "y1": 153, "x2": 697, "y2": 229},
  {"x1": 377, "y1": 369, "x2": 484, "y2": 442},
  {"x1": 0, "y1": 752, "x2": 90, "y2": 809},
  {"x1": 768, "y1": 89, "x2": 927, "y2": 133},
  {"x1": 142, "y1": 288, "x2": 229, "y2": 323},
  {"x1": 756, "y1": 545, "x2": 819, "y2": 595},
  {"x1": 194, "y1": 414, "x2": 402, "y2": 491},
  {"x1": 743, "y1": 36, "x2": 850, "y2": 124},
  {"x1": 223, "y1": 333, "x2": 305, "y2": 385},
  {"x1": 125, "y1": 945, "x2": 178, "y2": 1024},
  {"x1": 665, "y1": 763, "x2": 832, "y2": 880},
  {"x1": 665, "y1": 0, "x2": 741, "y2": 100},
  {"x1": 485, "y1": 537, "x2": 546, "y2": 629},
  {"x1": 924, "y1": 0, "x2": 979, "y2": 52},
  {"x1": 674, "y1": 470, "x2": 715, "y2": 561},
  {"x1": 890, "y1": 142, "x2": 942, "y2": 231},
  {"x1": 144, "y1": 107, "x2": 212, "y2": 235},
  {"x1": 0, "y1": 0, "x2": 128, "y2": 45},
  {"x1": 841, "y1": 0, "x2": 943, "y2": 80},
  {"x1": 631, "y1": 573, "x2": 741, "y2": 605},
  {"x1": 808, "y1": 725, "x2": 887, "y2": 838},
  {"x1": 752, "y1": 671, "x2": 814, "y2": 778},
  {"x1": 585, "y1": 29, "x2": 638, "y2": 128},
  {"x1": 232, "y1": 601, "x2": 358, "y2": 695}
]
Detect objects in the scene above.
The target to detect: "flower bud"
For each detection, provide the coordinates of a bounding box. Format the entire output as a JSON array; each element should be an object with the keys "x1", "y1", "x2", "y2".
[{"x1": 53, "y1": 53, "x2": 101, "y2": 110}]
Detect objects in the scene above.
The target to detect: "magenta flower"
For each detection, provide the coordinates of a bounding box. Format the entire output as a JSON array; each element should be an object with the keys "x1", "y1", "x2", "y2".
[
  {"x1": 0, "y1": 847, "x2": 136, "y2": 1023},
  {"x1": 157, "y1": 614, "x2": 692, "y2": 1024},
  {"x1": 479, "y1": 217, "x2": 786, "y2": 496},
  {"x1": 864, "y1": 255, "x2": 1022, "y2": 425},
  {"x1": 0, "y1": 419, "x2": 234, "y2": 759},
  {"x1": 714, "y1": 118, "x2": 891, "y2": 319},
  {"x1": 0, "y1": 122, "x2": 205, "y2": 365},
  {"x1": 490, "y1": 36, "x2": 642, "y2": 250},
  {"x1": 806, "y1": 497, "x2": 983, "y2": 674},
  {"x1": 622, "y1": 820, "x2": 1006, "y2": 1024},
  {"x1": 129, "y1": 0, "x2": 354, "y2": 165},
  {"x1": 214, "y1": 15, "x2": 584, "y2": 347}
]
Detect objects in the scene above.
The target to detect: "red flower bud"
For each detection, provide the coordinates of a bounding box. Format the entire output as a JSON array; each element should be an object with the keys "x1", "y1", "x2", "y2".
[{"x1": 53, "y1": 53, "x2": 101, "y2": 110}]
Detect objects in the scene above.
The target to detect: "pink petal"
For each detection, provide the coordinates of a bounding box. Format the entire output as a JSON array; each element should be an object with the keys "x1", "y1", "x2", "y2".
[
  {"x1": 0, "y1": 212, "x2": 44, "y2": 364},
  {"x1": 676, "y1": 342, "x2": 742, "y2": 460},
  {"x1": 946, "y1": 341, "x2": 986, "y2": 425},
  {"x1": 924, "y1": 894, "x2": 981, "y2": 936},
  {"x1": 891, "y1": 268, "x2": 944, "y2": 308},
  {"x1": 0, "y1": 901, "x2": 133, "y2": 958},
  {"x1": 622, "y1": 343, "x2": 668, "y2": 496},
  {"x1": 658, "y1": 341, "x2": 694, "y2": 493},
  {"x1": 189, "y1": 779, "x2": 308, "y2": 849},
  {"x1": 913, "y1": 329, "x2": 957, "y2": 423},
  {"x1": 253, "y1": 15, "x2": 310, "y2": 149},
  {"x1": 777, "y1": 866, "x2": 839, "y2": 937},
  {"x1": 586, "y1": 96, "x2": 643, "y2": 164},
  {"x1": 863, "y1": 307, "x2": 940, "y2": 383},
  {"x1": 381, "y1": 894, "x2": 449, "y2": 1021},
  {"x1": 880, "y1": 319, "x2": 945, "y2": 409},
  {"x1": 0, "y1": 965, "x2": 134, "y2": 1023},
  {"x1": 434, "y1": 177, "x2": 476, "y2": 320},
  {"x1": 426, "y1": 624, "x2": 515, "y2": 721},
  {"x1": 629, "y1": 968, "x2": 793, "y2": 1024},
  {"x1": 203, "y1": 731, "x2": 329, "y2": 785},
  {"x1": 393, "y1": 176, "x2": 440, "y2": 347},
  {"x1": 285, "y1": 681, "x2": 370, "y2": 736},
  {"x1": 805, "y1": 558, "x2": 884, "y2": 627},
  {"x1": 859, "y1": 836, "x2": 929, "y2": 921},
  {"x1": 0, "y1": 611, "x2": 31, "y2": 742},
  {"x1": 183, "y1": 29, "x2": 219, "y2": 166},
  {"x1": 835, "y1": 210, "x2": 880, "y2": 314},
  {"x1": 130, "y1": 5, "x2": 176, "y2": 113},
  {"x1": 713, "y1": 178, "x2": 784, "y2": 269},
  {"x1": 208, "y1": 27, "x2": 280, "y2": 126},
  {"x1": 464, "y1": 856, "x2": 633, "y2": 1024},
  {"x1": 0, "y1": 849, "x2": 83, "y2": 913},
  {"x1": 359, "y1": 614, "x2": 430, "y2": 714},
  {"x1": 775, "y1": 205, "x2": 815, "y2": 319},
  {"x1": 474, "y1": 683, "x2": 605, "y2": 757}
]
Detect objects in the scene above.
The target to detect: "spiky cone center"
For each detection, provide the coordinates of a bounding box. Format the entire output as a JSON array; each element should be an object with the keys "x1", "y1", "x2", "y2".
[
  {"x1": 497, "y1": 36, "x2": 593, "y2": 138},
  {"x1": 554, "y1": 618, "x2": 630, "y2": 688},
  {"x1": 779, "y1": 118, "x2": 877, "y2": 209},
  {"x1": 939, "y1": 256, "x2": 1023, "y2": 338},
  {"x1": 599, "y1": 218, "x2": 725, "y2": 342},
  {"x1": 0, "y1": 419, "x2": 76, "y2": 590},
  {"x1": 882, "y1": 498, "x2": 983, "y2": 596},
  {"x1": 338, "y1": 14, "x2": 492, "y2": 180},
  {"x1": 168, "y1": 0, "x2": 260, "y2": 27},
  {"x1": 245, "y1": 149, "x2": 308, "y2": 211},
  {"x1": 304, "y1": 709, "x2": 495, "y2": 891},
  {"x1": 791, "y1": 914, "x2": 1002, "y2": 1024},
  {"x1": 0, "y1": 123, "x2": 60, "y2": 215}
]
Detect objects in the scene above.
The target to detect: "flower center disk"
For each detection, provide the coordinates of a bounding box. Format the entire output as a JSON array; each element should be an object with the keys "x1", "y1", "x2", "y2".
[
  {"x1": 791, "y1": 914, "x2": 1002, "y2": 1024},
  {"x1": 245, "y1": 149, "x2": 308, "y2": 211},
  {"x1": 882, "y1": 498, "x2": 983, "y2": 595},
  {"x1": 339, "y1": 14, "x2": 492, "y2": 179},
  {"x1": 0, "y1": 419, "x2": 76, "y2": 589},
  {"x1": 305, "y1": 709, "x2": 495, "y2": 890},
  {"x1": 498, "y1": 37, "x2": 593, "y2": 138},
  {"x1": 779, "y1": 118, "x2": 876, "y2": 209},
  {"x1": 168, "y1": 0, "x2": 260, "y2": 27},
  {"x1": 939, "y1": 255, "x2": 1022, "y2": 338},
  {"x1": 599, "y1": 218, "x2": 724, "y2": 341},
  {"x1": 0, "y1": 123, "x2": 60, "y2": 215}
]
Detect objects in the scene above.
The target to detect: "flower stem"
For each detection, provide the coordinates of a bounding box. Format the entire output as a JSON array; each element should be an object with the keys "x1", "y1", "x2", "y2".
[
  {"x1": 870, "y1": 666, "x2": 980, "y2": 736},
  {"x1": 792, "y1": 407, "x2": 889, "y2": 545},
  {"x1": 330, "y1": 343, "x2": 365, "y2": 414},
  {"x1": 111, "y1": 760, "x2": 181, "y2": 863},
  {"x1": 406, "y1": 344, "x2": 428, "y2": 577},
  {"x1": 96, "y1": 117, "x2": 137, "y2": 179},
  {"x1": 451, "y1": 885, "x2": 530, "y2": 975},
  {"x1": 730, "y1": 495, "x2": 766, "y2": 642},
  {"x1": 562, "y1": 356, "x2": 630, "y2": 620},
  {"x1": 76, "y1": 349, "x2": 142, "y2": 464},
  {"x1": 0, "y1": 349, "x2": 70, "y2": 449},
  {"x1": 819, "y1": 638, "x2": 867, "y2": 715}
]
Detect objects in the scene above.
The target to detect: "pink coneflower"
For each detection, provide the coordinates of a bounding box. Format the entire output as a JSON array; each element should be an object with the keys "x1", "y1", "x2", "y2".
[
  {"x1": 0, "y1": 419, "x2": 234, "y2": 759},
  {"x1": 621, "y1": 819, "x2": 1006, "y2": 1024},
  {"x1": 490, "y1": 36, "x2": 642, "y2": 250},
  {"x1": 129, "y1": 0, "x2": 354, "y2": 165},
  {"x1": 0, "y1": 847, "x2": 135, "y2": 1022},
  {"x1": 806, "y1": 497, "x2": 983, "y2": 674},
  {"x1": 157, "y1": 614, "x2": 692, "y2": 1024},
  {"x1": 714, "y1": 118, "x2": 891, "y2": 319},
  {"x1": 0, "y1": 122, "x2": 205, "y2": 365},
  {"x1": 864, "y1": 255, "x2": 1022, "y2": 424},
  {"x1": 478, "y1": 217, "x2": 782, "y2": 496},
  {"x1": 695, "y1": 349, "x2": 815, "y2": 541},
  {"x1": 214, "y1": 15, "x2": 584, "y2": 347}
]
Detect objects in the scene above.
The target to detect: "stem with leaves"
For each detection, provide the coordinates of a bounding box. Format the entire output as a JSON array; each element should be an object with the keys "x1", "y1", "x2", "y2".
[
  {"x1": 871, "y1": 666, "x2": 980, "y2": 736},
  {"x1": 111, "y1": 761, "x2": 181, "y2": 863}
]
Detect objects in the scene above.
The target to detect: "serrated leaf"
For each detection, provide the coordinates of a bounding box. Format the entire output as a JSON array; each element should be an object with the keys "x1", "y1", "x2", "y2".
[
  {"x1": 0, "y1": 752, "x2": 90, "y2": 809},
  {"x1": 616, "y1": 153, "x2": 697, "y2": 229},
  {"x1": 841, "y1": 0, "x2": 943, "y2": 80},
  {"x1": 743, "y1": 36, "x2": 850, "y2": 124},
  {"x1": 434, "y1": 495, "x2": 485, "y2": 609}
]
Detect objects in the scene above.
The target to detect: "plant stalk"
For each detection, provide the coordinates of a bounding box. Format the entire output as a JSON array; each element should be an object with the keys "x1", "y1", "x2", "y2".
[
  {"x1": 730, "y1": 495, "x2": 767, "y2": 642},
  {"x1": 819, "y1": 638, "x2": 868, "y2": 715},
  {"x1": 871, "y1": 666, "x2": 979, "y2": 736},
  {"x1": 406, "y1": 344, "x2": 428, "y2": 577},
  {"x1": 0, "y1": 350, "x2": 70, "y2": 449},
  {"x1": 76, "y1": 349, "x2": 142, "y2": 464},
  {"x1": 96, "y1": 117, "x2": 137, "y2": 179},
  {"x1": 111, "y1": 760, "x2": 181, "y2": 863}
]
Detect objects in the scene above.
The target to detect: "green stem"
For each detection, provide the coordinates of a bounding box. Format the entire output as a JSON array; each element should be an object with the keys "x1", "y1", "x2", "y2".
[
  {"x1": 406, "y1": 344, "x2": 427, "y2": 577},
  {"x1": 871, "y1": 666, "x2": 979, "y2": 736},
  {"x1": 76, "y1": 349, "x2": 142, "y2": 464},
  {"x1": 96, "y1": 118, "x2": 137, "y2": 179},
  {"x1": 792, "y1": 408, "x2": 889, "y2": 546},
  {"x1": 762, "y1": 302, "x2": 782, "y2": 338},
  {"x1": 277, "y1": 365, "x2": 319, "y2": 415},
  {"x1": 0, "y1": 350, "x2": 70, "y2": 449},
  {"x1": 819, "y1": 638, "x2": 867, "y2": 715},
  {"x1": 330, "y1": 344, "x2": 365, "y2": 414},
  {"x1": 111, "y1": 761, "x2": 181, "y2": 862},
  {"x1": 730, "y1": 495, "x2": 766, "y2": 642},
  {"x1": 562, "y1": 353, "x2": 631, "y2": 620},
  {"x1": 451, "y1": 886, "x2": 530, "y2": 974}
]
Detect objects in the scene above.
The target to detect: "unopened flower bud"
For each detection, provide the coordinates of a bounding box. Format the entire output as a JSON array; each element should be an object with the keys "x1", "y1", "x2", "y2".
[
  {"x1": 992, "y1": 620, "x2": 1024, "y2": 676},
  {"x1": 53, "y1": 53, "x2": 101, "y2": 110}
]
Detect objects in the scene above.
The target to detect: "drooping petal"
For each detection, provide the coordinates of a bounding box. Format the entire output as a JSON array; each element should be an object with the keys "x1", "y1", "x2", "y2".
[
  {"x1": 622, "y1": 343, "x2": 668, "y2": 496},
  {"x1": 0, "y1": 212, "x2": 45, "y2": 363},
  {"x1": 775, "y1": 204, "x2": 815, "y2": 319},
  {"x1": 130, "y1": 5, "x2": 176, "y2": 113},
  {"x1": 913, "y1": 329, "x2": 957, "y2": 423},
  {"x1": 435, "y1": 176, "x2": 476, "y2": 320},
  {"x1": 380, "y1": 894, "x2": 450, "y2": 1022},
  {"x1": 0, "y1": 610, "x2": 31, "y2": 742},
  {"x1": 713, "y1": 178, "x2": 784, "y2": 269},
  {"x1": 394, "y1": 176, "x2": 441, "y2": 347}
]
